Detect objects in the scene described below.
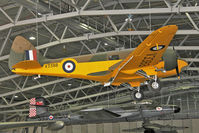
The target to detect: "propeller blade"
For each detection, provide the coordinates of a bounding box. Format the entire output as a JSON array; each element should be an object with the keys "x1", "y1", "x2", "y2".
[
  {"x1": 173, "y1": 46, "x2": 180, "y2": 79},
  {"x1": 176, "y1": 66, "x2": 180, "y2": 79}
]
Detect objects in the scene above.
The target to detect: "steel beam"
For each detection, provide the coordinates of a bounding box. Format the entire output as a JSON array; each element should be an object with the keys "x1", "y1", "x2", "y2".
[
  {"x1": 174, "y1": 0, "x2": 184, "y2": 7},
  {"x1": 1, "y1": 44, "x2": 199, "y2": 62},
  {"x1": 1, "y1": 78, "x2": 199, "y2": 111},
  {"x1": 0, "y1": 90, "x2": 129, "y2": 114},
  {"x1": 32, "y1": 31, "x2": 199, "y2": 51},
  {"x1": 68, "y1": 29, "x2": 94, "y2": 54},
  {"x1": 151, "y1": 85, "x2": 199, "y2": 100},
  {"x1": 164, "y1": 0, "x2": 171, "y2": 8},
  {"x1": 49, "y1": 86, "x2": 128, "y2": 107},
  {"x1": 161, "y1": 75, "x2": 199, "y2": 82},
  {"x1": 135, "y1": 0, "x2": 144, "y2": 9},
  {"x1": 0, "y1": 75, "x2": 20, "y2": 82},
  {"x1": 61, "y1": 26, "x2": 68, "y2": 40},
  {"x1": 42, "y1": 23, "x2": 60, "y2": 41},
  {"x1": 185, "y1": 12, "x2": 199, "y2": 31},
  {"x1": 162, "y1": 14, "x2": 175, "y2": 26},
  {"x1": 0, "y1": 6, "x2": 199, "y2": 31},
  {"x1": 99, "y1": 0, "x2": 118, "y2": 32},
  {"x1": 62, "y1": 0, "x2": 79, "y2": 10},
  {"x1": 14, "y1": 6, "x2": 23, "y2": 23},
  {"x1": 187, "y1": 67, "x2": 199, "y2": 71},
  {"x1": 0, "y1": 82, "x2": 100, "y2": 108},
  {"x1": 182, "y1": 58, "x2": 199, "y2": 62},
  {"x1": 173, "y1": 46, "x2": 199, "y2": 50},
  {"x1": 0, "y1": 78, "x2": 68, "y2": 102},
  {"x1": 0, "y1": 7, "x2": 14, "y2": 23},
  {"x1": 0, "y1": 28, "x2": 12, "y2": 56},
  {"x1": 81, "y1": 0, "x2": 91, "y2": 11}
]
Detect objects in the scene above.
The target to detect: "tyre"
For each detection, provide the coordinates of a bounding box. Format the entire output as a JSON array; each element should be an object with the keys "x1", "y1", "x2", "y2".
[
  {"x1": 147, "y1": 79, "x2": 161, "y2": 92},
  {"x1": 132, "y1": 90, "x2": 144, "y2": 101}
]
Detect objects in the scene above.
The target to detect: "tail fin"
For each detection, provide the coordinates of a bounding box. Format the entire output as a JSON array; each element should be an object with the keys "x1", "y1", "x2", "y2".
[
  {"x1": 8, "y1": 36, "x2": 49, "y2": 70},
  {"x1": 29, "y1": 97, "x2": 50, "y2": 118}
]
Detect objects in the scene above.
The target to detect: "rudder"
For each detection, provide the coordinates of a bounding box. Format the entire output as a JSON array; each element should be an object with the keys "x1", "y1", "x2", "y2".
[
  {"x1": 29, "y1": 97, "x2": 50, "y2": 118},
  {"x1": 8, "y1": 36, "x2": 49, "y2": 70}
]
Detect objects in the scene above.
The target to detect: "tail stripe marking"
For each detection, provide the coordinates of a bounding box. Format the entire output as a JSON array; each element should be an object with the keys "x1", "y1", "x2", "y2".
[
  {"x1": 29, "y1": 106, "x2": 36, "y2": 117},
  {"x1": 26, "y1": 50, "x2": 37, "y2": 60},
  {"x1": 30, "y1": 98, "x2": 36, "y2": 105},
  {"x1": 33, "y1": 50, "x2": 37, "y2": 60},
  {"x1": 25, "y1": 51, "x2": 30, "y2": 60}
]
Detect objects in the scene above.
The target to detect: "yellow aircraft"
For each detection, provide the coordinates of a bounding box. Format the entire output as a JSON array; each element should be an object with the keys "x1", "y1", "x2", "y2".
[{"x1": 9, "y1": 25, "x2": 188, "y2": 100}]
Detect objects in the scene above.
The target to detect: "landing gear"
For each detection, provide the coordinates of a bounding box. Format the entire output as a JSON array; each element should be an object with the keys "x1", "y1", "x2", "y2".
[
  {"x1": 147, "y1": 77, "x2": 161, "y2": 92},
  {"x1": 132, "y1": 87, "x2": 144, "y2": 101},
  {"x1": 33, "y1": 74, "x2": 41, "y2": 80}
]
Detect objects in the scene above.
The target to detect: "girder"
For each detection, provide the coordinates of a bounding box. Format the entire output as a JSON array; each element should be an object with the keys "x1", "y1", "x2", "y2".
[
  {"x1": 0, "y1": 6, "x2": 199, "y2": 31},
  {"x1": 0, "y1": 0, "x2": 199, "y2": 120}
]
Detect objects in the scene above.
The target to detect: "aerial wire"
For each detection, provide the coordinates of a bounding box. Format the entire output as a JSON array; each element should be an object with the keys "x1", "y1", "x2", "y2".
[
  {"x1": 107, "y1": 86, "x2": 110, "y2": 108},
  {"x1": 149, "y1": 0, "x2": 151, "y2": 31},
  {"x1": 36, "y1": 0, "x2": 39, "y2": 47}
]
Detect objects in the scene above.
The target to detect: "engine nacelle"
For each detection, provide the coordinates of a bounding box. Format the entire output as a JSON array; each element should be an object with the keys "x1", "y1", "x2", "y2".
[
  {"x1": 162, "y1": 49, "x2": 177, "y2": 71},
  {"x1": 46, "y1": 121, "x2": 64, "y2": 131},
  {"x1": 144, "y1": 128, "x2": 155, "y2": 133}
]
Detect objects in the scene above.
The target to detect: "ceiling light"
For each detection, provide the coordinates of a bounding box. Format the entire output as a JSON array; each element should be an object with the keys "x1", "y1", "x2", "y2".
[
  {"x1": 104, "y1": 43, "x2": 108, "y2": 46},
  {"x1": 38, "y1": 12, "x2": 42, "y2": 15},
  {"x1": 110, "y1": 37, "x2": 115, "y2": 40},
  {"x1": 177, "y1": 98, "x2": 181, "y2": 101},
  {"x1": 29, "y1": 36, "x2": 36, "y2": 40},
  {"x1": 68, "y1": 83, "x2": 72, "y2": 86},
  {"x1": 14, "y1": 95, "x2": 18, "y2": 98}
]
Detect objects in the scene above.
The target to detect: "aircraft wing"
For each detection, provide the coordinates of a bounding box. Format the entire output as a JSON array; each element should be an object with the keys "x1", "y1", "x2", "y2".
[
  {"x1": 79, "y1": 108, "x2": 121, "y2": 119},
  {"x1": 0, "y1": 121, "x2": 55, "y2": 131},
  {"x1": 110, "y1": 25, "x2": 178, "y2": 82}
]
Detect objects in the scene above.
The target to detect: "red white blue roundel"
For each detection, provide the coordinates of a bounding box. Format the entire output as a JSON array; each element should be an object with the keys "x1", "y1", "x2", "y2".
[
  {"x1": 49, "y1": 115, "x2": 54, "y2": 120},
  {"x1": 63, "y1": 61, "x2": 76, "y2": 73},
  {"x1": 156, "y1": 107, "x2": 163, "y2": 111},
  {"x1": 150, "y1": 45, "x2": 165, "y2": 51}
]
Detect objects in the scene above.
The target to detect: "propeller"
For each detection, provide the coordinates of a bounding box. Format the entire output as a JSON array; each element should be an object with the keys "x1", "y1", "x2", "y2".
[
  {"x1": 162, "y1": 47, "x2": 180, "y2": 79},
  {"x1": 173, "y1": 46, "x2": 180, "y2": 79}
]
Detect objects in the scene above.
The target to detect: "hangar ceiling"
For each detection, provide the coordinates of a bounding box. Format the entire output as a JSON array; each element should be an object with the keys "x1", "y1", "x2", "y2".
[{"x1": 0, "y1": 0, "x2": 199, "y2": 121}]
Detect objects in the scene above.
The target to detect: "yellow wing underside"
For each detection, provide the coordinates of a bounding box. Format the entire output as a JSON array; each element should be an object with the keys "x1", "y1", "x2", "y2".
[{"x1": 110, "y1": 25, "x2": 178, "y2": 84}]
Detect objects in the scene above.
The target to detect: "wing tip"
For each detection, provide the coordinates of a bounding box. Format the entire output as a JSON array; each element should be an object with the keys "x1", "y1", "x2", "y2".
[{"x1": 161, "y1": 25, "x2": 178, "y2": 32}]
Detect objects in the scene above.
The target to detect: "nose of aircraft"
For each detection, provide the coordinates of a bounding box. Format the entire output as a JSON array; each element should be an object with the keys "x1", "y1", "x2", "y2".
[{"x1": 174, "y1": 106, "x2": 181, "y2": 113}]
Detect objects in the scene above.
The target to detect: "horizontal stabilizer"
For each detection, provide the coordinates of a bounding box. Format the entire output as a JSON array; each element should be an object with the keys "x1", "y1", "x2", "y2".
[{"x1": 12, "y1": 60, "x2": 41, "y2": 69}]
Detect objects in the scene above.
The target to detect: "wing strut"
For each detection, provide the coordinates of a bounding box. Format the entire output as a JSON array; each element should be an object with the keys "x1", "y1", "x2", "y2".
[{"x1": 104, "y1": 56, "x2": 134, "y2": 86}]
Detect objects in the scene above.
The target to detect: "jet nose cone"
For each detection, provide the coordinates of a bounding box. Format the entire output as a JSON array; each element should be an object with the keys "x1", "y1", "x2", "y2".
[{"x1": 174, "y1": 106, "x2": 181, "y2": 113}]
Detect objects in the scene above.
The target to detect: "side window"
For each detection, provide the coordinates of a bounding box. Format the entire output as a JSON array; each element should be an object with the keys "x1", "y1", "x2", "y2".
[
  {"x1": 90, "y1": 54, "x2": 107, "y2": 62},
  {"x1": 109, "y1": 55, "x2": 119, "y2": 60}
]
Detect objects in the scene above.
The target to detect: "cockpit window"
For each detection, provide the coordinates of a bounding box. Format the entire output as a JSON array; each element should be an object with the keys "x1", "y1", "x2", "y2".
[
  {"x1": 109, "y1": 55, "x2": 119, "y2": 60},
  {"x1": 90, "y1": 54, "x2": 107, "y2": 62}
]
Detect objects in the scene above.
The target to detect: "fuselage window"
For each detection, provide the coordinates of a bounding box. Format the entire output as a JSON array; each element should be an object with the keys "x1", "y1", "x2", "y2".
[{"x1": 109, "y1": 55, "x2": 119, "y2": 60}]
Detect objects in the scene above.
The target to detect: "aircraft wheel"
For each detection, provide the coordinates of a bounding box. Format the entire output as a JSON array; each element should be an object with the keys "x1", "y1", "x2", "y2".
[
  {"x1": 132, "y1": 90, "x2": 144, "y2": 101},
  {"x1": 147, "y1": 79, "x2": 161, "y2": 92}
]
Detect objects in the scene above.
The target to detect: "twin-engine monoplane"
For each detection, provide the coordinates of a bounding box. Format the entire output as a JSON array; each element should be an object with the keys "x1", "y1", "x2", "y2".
[{"x1": 9, "y1": 25, "x2": 188, "y2": 100}]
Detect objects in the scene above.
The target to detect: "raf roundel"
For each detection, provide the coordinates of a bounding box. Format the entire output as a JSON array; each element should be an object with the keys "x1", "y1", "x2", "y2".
[
  {"x1": 63, "y1": 60, "x2": 76, "y2": 73},
  {"x1": 49, "y1": 115, "x2": 54, "y2": 120},
  {"x1": 156, "y1": 107, "x2": 163, "y2": 111},
  {"x1": 150, "y1": 45, "x2": 165, "y2": 51}
]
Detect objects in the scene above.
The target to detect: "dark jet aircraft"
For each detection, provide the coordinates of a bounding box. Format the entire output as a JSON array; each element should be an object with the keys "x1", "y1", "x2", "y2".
[{"x1": 0, "y1": 97, "x2": 183, "y2": 131}]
